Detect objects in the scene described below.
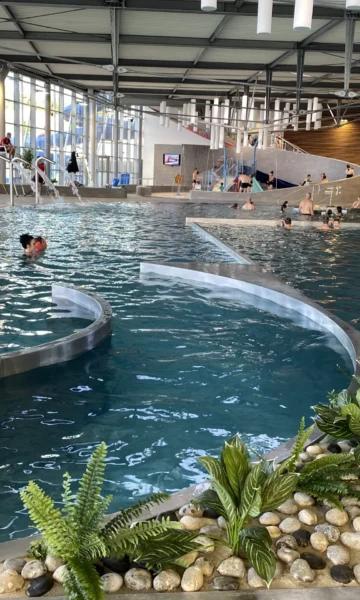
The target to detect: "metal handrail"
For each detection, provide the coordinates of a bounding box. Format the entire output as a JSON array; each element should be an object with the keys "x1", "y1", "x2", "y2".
[
  {"x1": 274, "y1": 135, "x2": 308, "y2": 154},
  {"x1": 35, "y1": 156, "x2": 55, "y2": 205},
  {"x1": 10, "y1": 157, "x2": 29, "y2": 207},
  {"x1": 0, "y1": 154, "x2": 10, "y2": 196}
]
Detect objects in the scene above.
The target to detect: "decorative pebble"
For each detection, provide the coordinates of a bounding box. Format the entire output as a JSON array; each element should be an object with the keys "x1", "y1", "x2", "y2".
[
  {"x1": 212, "y1": 576, "x2": 239, "y2": 591},
  {"x1": 306, "y1": 445, "x2": 322, "y2": 456},
  {"x1": 266, "y1": 526, "x2": 281, "y2": 539},
  {"x1": 217, "y1": 557, "x2": 245, "y2": 578},
  {"x1": 315, "y1": 524, "x2": 340, "y2": 543},
  {"x1": 3, "y1": 558, "x2": 26, "y2": 574},
  {"x1": 293, "y1": 529, "x2": 311, "y2": 548},
  {"x1": 326, "y1": 544, "x2": 350, "y2": 565},
  {"x1": 274, "y1": 561, "x2": 283, "y2": 579},
  {"x1": 277, "y1": 499, "x2": 298, "y2": 515},
  {"x1": 327, "y1": 443, "x2": 342, "y2": 454},
  {"x1": 277, "y1": 547, "x2": 300, "y2": 564},
  {"x1": 310, "y1": 532, "x2": 328, "y2": 553},
  {"x1": 276, "y1": 535, "x2": 298, "y2": 550},
  {"x1": 153, "y1": 570, "x2": 180, "y2": 592},
  {"x1": 0, "y1": 569, "x2": 25, "y2": 594},
  {"x1": 353, "y1": 563, "x2": 360, "y2": 584},
  {"x1": 330, "y1": 565, "x2": 354, "y2": 584},
  {"x1": 199, "y1": 525, "x2": 226, "y2": 540},
  {"x1": 180, "y1": 516, "x2": 216, "y2": 531},
  {"x1": 298, "y1": 509, "x2": 318, "y2": 526},
  {"x1": 52, "y1": 565, "x2": 68, "y2": 584},
  {"x1": 353, "y1": 516, "x2": 360, "y2": 531},
  {"x1": 300, "y1": 553, "x2": 326, "y2": 570},
  {"x1": 193, "y1": 535, "x2": 215, "y2": 554},
  {"x1": 205, "y1": 544, "x2": 233, "y2": 568},
  {"x1": 217, "y1": 516, "x2": 227, "y2": 530},
  {"x1": 259, "y1": 512, "x2": 280, "y2": 526},
  {"x1": 247, "y1": 567, "x2": 266, "y2": 589},
  {"x1": 341, "y1": 497, "x2": 360, "y2": 507},
  {"x1": 179, "y1": 503, "x2": 203, "y2": 518},
  {"x1": 181, "y1": 566, "x2": 203, "y2": 592},
  {"x1": 21, "y1": 561, "x2": 46, "y2": 580},
  {"x1": 294, "y1": 493, "x2": 315, "y2": 507},
  {"x1": 290, "y1": 559, "x2": 315, "y2": 583},
  {"x1": 299, "y1": 452, "x2": 311, "y2": 462},
  {"x1": 44, "y1": 556, "x2": 64, "y2": 573},
  {"x1": 26, "y1": 574, "x2": 54, "y2": 597},
  {"x1": 340, "y1": 531, "x2": 360, "y2": 550},
  {"x1": 100, "y1": 573, "x2": 123, "y2": 593},
  {"x1": 194, "y1": 557, "x2": 214, "y2": 577},
  {"x1": 347, "y1": 506, "x2": 360, "y2": 519},
  {"x1": 175, "y1": 551, "x2": 199, "y2": 568},
  {"x1": 326, "y1": 508, "x2": 349, "y2": 527},
  {"x1": 124, "y1": 568, "x2": 152, "y2": 592},
  {"x1": 279, "y1": 517, "x2": 301, "y2": 534},
  {"x1": 338, "y1": 441, "x2": 353, "y2": 452}
]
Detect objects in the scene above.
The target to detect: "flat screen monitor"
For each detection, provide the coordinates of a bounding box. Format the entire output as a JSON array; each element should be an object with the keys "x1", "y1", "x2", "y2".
[{"x1": 163, "y1": 153, "x2": 181, "y2": 166}]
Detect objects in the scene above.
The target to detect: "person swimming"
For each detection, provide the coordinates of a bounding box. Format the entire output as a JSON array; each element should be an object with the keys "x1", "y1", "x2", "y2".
[
  {"x1": 242, "y1": 198, "x2": 255, "y2": 211},
  {"x1": 20, "y1": 233, "x2": 47, "y2": 256},
  {"x1": 281, "y1": 217, "x2": 292, "y2": 230},
  {"x1": 280, "y1": 201, "x2": 288, "y2": 215}
]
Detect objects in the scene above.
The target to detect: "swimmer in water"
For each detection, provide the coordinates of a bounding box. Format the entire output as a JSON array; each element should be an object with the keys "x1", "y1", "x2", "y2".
[
  {"x1": 280, "y1": 201, "x2": 288, "y2": 215},
  {"x1": 20, "y1": 233, "x2": 47, "y2": 256},
  {"x1": 281, "y1": 217, "x2": 292, "y2": 230},
  {"x1": 242, "y1": 198, "x2": 255, "y2": 211}
]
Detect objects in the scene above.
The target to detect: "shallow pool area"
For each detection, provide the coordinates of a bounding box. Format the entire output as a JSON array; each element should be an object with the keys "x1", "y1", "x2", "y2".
[{"x1": 0, "y1": 203, "x2": 355, "y2": 541}]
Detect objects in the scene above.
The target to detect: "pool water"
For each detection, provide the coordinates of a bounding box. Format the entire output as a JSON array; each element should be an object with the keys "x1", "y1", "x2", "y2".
[{"x1": 0, "y1": 203, "x2": 353, "y2": 541}]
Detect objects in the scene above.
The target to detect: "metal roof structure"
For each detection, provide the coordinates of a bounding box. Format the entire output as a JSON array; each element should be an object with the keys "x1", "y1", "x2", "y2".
[{"x1": 0, "y1": 0, "x2": 359, "y2": 106}]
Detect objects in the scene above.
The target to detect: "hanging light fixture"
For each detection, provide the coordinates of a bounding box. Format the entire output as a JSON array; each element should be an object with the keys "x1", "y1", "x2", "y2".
[
  {"x1": 346, "y1": 0, "x2": 360, "y2": 8},
  {"x1": 257, "y1": 0, "x2": 273, "y2": 35},
  {"x1": 201, "y1": 0, "x2": 217, "y2": 12},
  {"x1": 293, "y1": 0, "x2": 313, "y2": 30}
]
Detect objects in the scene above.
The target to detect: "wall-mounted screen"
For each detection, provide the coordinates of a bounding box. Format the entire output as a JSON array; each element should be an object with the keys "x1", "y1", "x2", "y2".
[{"x1": 163, "y1": 153, "x2": 181, "y2": 166}]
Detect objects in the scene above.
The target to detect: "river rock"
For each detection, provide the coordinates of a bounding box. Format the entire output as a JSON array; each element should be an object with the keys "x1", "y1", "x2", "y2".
[
  {"x1": 174, "y1": 551, "x2": 199, "y2": 568},
  {"x1": 306, "y1": 444, "x2": 322, "y2": 456},
  {"x1": 3, "y1": 558, "x2": 26, "y2": 574},
  {"x1": 326, "y1": 544, "x2": 350, "y2": 565},
  {"x1": 277, "y1": 499, "x2": 298, "y2": 515},
  {"x1": 279, "y1": 517, "x2": 301, "y2": 534},
  {"x1": 100, "y1": 573, "x2": 123, "y2": 593},
  {"x1": 326, "y1": 508, "x2": 349, "y2": 527},
  {"x1": 298, "y1": 509, "x2": 318, "y2": 526},
  {"x1": 341, "y1": 531, "x2": 360, "y2": 550},
  {"x1": 341, "y1": 497, "x2": 360, "y2": 507},
  {"x1": 353, "y1": 563, "x2": 360, "y2": 584},
  {"x1": 266, "y1": 526, "x2": 281, "y2": 539},
  {"x1": 193, "y1": 535, "x2": 215, "y2": 554},
  {"x1": 217, "y1": 516, "x2": 227, "y2": 529},
  {"x1": 180, "y1": 516, "x2": 216, "y2": 531},
  {"x1": 217, "y1": 557, "x2": 245, "y2": 579},
  {"x1": 124, "y1": 568, "x2": 152, "y2": 592},
  {"x1": 0, "y1": 569, "x2": 25, "y2": 593},
  {"x1": 277, "y1": 547, "x2": 300, "y2": 564},
  {"x1": 206, "y1": 544, "x2": 233, "y2": 569},
  {"x1": 212, "y1": 576, "x2": 239, "y2": 591},
  {"x1": 179, "y1": 503, "x2": 203, "y2": 518},
  {"x1": 181, "y1": 566, "x2": 203, "y2": 592},
  {"x1": 247, "y1": 567, "x2": 266, "y2": 589},
  {"x1": 53, "y1": 565, "x2": 68, "y2": 584},
  {"x1": 44, "y1": 556, "x2": 64, "y2": 573},
  {"x1": 195, "y1": 557, "x2": 214, "y2": 577},
  {"x1": 347, "y1": 506, "x2": 360, "y2": 519},
  {"x1": 315, "y1": 524, "x2": 340, "y2": 543},
  {"x1": 299, "y1": 452, "x2": 311, "y2": 463},
  {"x1": 330, "y1": 565, "x2": 354, "y2": 584},
  {"x1": 101, "y1": 557, "x2": 130, "y2": 574},
  {"x1": 294, "y1": 493, "x2": 315, "y2": 507},
  {"x1": 259, "y1": 512, "x2": 280, "y2": 526},
  {"x1": 290, "y1": 559, "x2": 315, "y2": 583},
  {"x1": 153, "y1": 570, "x2": 180, "y2": 592},
  {"x1": 21, "y1": 561, "x2": 46, "y2": 580},
  {"x1": 310, "y1": 532, "x2": 328, "y2": 553},
  {"x1": 276, "y1": 535, "x2": 298, "y2": 550},
  {"x1": 301, "y1": 553, "x2": 326, "y2": 570},
  {"x1": 353, "y1": 516, "x2": 360, "y2": 531},
  {"x1": 26, "y1": 574, "x2": 54, "y2": 597},
  {"x1": 199, "y1": 525, "x2": 226, "y2": 540},
  {"x1": 293, "y1": 529, "x2": 311, "y2": 548}
]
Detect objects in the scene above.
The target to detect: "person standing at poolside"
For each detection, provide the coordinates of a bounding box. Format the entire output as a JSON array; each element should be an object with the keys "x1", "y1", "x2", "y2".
[
  {"x1": 301, "y1": 174, "x2": 312, "y2": 186},
  {"x1": 299, "y1": 192, "x2": 314, "y2": 217},
  {"x1": 346, "y1": 164, "x2": 354, "y2": 178}
]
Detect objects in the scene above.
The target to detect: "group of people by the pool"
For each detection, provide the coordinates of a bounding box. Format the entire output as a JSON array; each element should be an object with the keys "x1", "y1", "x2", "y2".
[{"x1": 19, "y1": 233, "x2": 47, "y2": 257}]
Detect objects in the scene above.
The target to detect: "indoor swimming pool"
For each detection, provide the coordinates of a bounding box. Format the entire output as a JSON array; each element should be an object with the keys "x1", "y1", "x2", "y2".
[{"x1": 0, "y1": 203, "x2": 354, "y2": 541}]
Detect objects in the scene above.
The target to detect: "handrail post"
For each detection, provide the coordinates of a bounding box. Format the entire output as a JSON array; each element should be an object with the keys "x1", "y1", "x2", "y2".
[
  {"x1": 35, "y1": 156, "x2": 55, "y2": 205},
  {"x1": 11, "y1": 157, "x2": 31, "y2": 206}
]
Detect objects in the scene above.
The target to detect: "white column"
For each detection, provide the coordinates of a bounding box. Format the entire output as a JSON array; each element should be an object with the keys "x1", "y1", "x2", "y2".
[
  {"x1": 314, "y1": 103, "x2": 322, "y2": 130},
  {"x1": 218, "y1": 104, "x2": 225, "y2": 149},
  {"x1": 204, "y1": 100, "x2": 211, "y2": 127},
  {"x1": 274, "y1": 98, "x2": 281, "y2": 132},
  {"x1": 312, "y1": 97, "x2": 319, "y2": 123},
  {"x1": 292, "y1": 103, "x2": 298, "y2": 131},
  {"x1": 190, "y1": 99, "x2": 197, "y2": 125},
  {"x1": 241, "y1": 94, "x2": 248, "y2": 123},
  {"x1": 159, "y1": 100, "x2": 166, "y2": 126},
  {"x1": 306, "y1": 98, "x2": 313, "y2": 130},
  {"x1": 45, "y1": 81, "x2": 51, "y2": 160},
  {"x1": 284, "y1": 101, "x2": 291, "y2": 126},
  {"x1": 294, "y1": 0, "x2": 313, "y2": 30},
  {"x1": 88, "y1": 89, "x2": 96, "y2": 187},
  {"x1": 257, "y1": 0, "x2": 273, "y2": 35},
  {"x1": 0, "y1": 75, "x2": 5, "y2": 184},
  {"x1": 113, "y1": 107, "x2": 119, "y2": 180},
  {"x1": 213, "y1": 97, "x2": 220, "y2": 149}
]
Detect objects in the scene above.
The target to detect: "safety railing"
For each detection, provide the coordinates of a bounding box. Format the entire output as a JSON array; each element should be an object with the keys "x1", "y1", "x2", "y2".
[
  {"x1": 35, "y1": 156, "x2": 56, "y2": 205},
  {"x1": 274, "y1": 135, "x2": 308, "y2": 154}
]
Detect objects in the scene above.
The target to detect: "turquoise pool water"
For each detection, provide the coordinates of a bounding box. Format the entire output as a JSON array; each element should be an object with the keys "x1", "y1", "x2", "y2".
[{"x1": 0, "y1": 203, "x2": 352, "y2": 541}]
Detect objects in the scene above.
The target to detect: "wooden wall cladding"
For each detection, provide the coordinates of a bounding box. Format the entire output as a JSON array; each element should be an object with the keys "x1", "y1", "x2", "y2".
[{"x1": 284, "y1": 122, "x2": 360, "y2": 166}]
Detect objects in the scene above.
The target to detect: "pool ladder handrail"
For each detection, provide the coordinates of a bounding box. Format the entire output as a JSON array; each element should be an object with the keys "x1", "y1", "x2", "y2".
[
  {"x1": 35, "y1": 156, "x2": 56, "y2": 205},
  {"x1": 10, "y1": 157, "x2": 31, "y2": 206}
]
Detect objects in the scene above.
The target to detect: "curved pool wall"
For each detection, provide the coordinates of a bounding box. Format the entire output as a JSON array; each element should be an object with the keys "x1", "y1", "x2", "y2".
[{"x1": 0, "y1": 283, "x2": 112, "y2": 379}]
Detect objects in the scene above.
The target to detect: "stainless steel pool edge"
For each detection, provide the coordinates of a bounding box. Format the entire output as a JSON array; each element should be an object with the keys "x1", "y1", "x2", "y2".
[
  {"x1": 0, "y1": 284, "x2": 112, "y2": 379},
  {"x1": 187, "y1": 217, "x2": 360, "y2": 229},
  {"x1": 190, "y1": 223, "x2": 253, "y2": 264}
]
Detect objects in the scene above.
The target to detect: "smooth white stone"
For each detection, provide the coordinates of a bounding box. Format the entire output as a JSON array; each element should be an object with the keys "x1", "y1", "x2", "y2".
[
  {"x1": 193, "y1": 535, "x2": 215, "y2": 554},
  {"x1": 217, "y1": 557, "x2": 245, "y2": 579},
  {"x1": 277, "y1": 547, "x2": 300, "y2": 564},
  {"x1": 180, "y1": 516, "x2": 216, "y2": 531},
  {"x1": 153, "y1": 570, "x2": 180, "y2": 592},
  {"x1": 294, "y1": 492, "x2": 315, "y2": 507},
  {"x1": 298, "y1": 508, "x2": 318, "y2": 526},
  {"x1": 310, "y1": 532, "x2": 328, "y2": 553},
  {"x1": 353, "y1": 563, "x2": 360, "y2": 584},
  {"x1": 124, "y1": 568, "x2": 152, "y2": 592},
  {"x1": 315, "y1": 524, "x2": 340, "y2": 543},
  {"x1": 101, "y1": 573, "x2": 123, "y2": 593},
  {"x1": 194, "y1": 557, "x2": 214, "y2": 577},
  {"x1": 45, "y1": 555, "x2": 64, "y2": 573},
  {"x1": 53, "y1": 565, "x2": 69, "y2": 584},
  {"x1": 279, "y1": 517, "x2": 301, "y2": 533},
  {"x1": 266, "y1": 526, "x2": 281, "y2": 539},
  {"x1": 325, "y1": 508, "x2": 349, "y2": 527},
  {"x1": 290, "y1": 559, "x2": 315, "y2": 582},
  {"x1": 277, "y1": 499, "x2": 298, "y2": 515},
  {"x1": 259, "y1": 512, "x2": 280, "y2": 526},
  {"x1": 341, "y1": 531, "x2": 360, "y2": 550},
  {"x1": 217, "y1": 516, "x2": 227, "y2": 530},
  {"x1": 347, "y1": 506, "x2": 360, "y2": 519},
  {"x1": 21, "y1": 560, "x2": 46, "y2": 580},
  {"x1": 326, "y1": 544, "x2": 350, "y2": 565},
  {"x1": 0, "y1": 569, "x2": 25, "y2": 593},
  {"x1": 353, "y1": 516, "x2": 360, "y2": 531},
  {"x1": 181, "y1": 566, "x2": 203, "y2": 592},
  {"x1": 306, "y1": 445, "x2": 322, "y2": 456},
  {"x1": 247, "y1": 567, "x2": 266, "y2": 588}
]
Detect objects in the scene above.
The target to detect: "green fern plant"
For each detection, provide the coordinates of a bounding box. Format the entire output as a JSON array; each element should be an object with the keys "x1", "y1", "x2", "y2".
[
  {"x1": 197, "y1": 435, "x2": 298, "y2": 585},
  {"x1": 313, "y1": 382, "x2": 360, "y2": 441},
  {"x1": 21, "y1": 443, "x2": 198, "y2": 600}
]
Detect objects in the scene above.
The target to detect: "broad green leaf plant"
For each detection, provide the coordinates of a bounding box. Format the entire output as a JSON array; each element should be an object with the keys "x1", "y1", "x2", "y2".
[
  {"x1": 21, "y1": 443, "x2": 198, "y2": 600},
  {"x1": 314, "y1": 383, "x2": 360, "y2": 441}
]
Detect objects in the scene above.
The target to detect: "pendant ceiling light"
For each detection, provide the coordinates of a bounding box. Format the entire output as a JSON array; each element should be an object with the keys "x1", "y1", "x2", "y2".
[
  {"x1": 201, "y1": 0, "x2": 217, "y2": 11},
  {"x1": 257, "y1": 0, "x2": 273, "y2": 35},
  {"x1": 293, "y1": 0, "x2": 313, "y2": 30},
  {"x1": 346, "y1": 0, "x2": 360, "y2": 8}
]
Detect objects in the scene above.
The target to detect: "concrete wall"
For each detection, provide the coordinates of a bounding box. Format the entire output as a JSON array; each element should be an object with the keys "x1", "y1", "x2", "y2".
[
  {"x1": 153, "y1": 143, "x2": 210, "y2": 187},
  {"x1": 142, "y1": 111, "x2": 210, "y2": 185}
]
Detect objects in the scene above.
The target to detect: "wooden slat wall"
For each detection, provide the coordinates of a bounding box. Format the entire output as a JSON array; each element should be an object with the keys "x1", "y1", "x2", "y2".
[{"x1": 284, "y1": 122, "x2": 360, "y2": 166}]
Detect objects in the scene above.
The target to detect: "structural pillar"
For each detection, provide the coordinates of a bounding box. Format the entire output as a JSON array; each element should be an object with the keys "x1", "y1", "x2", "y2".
[
  {"x1": 137, "y1": 106, "x2": 143, "y2": 185},
  {"x1": 265, "y1": 68, "x2": 272, "y2": 124},
  {"x1": 88, "y1": 88, "x2": 96, "y2": 187},
  {"x1": 345, "y1": 14, "x2": 355, "y2": 94},
  {"x1": 0, "y1": 66, "x2": 8, "y2": 184},
  {"x1": 45, "y1": 81, "x2": 51, "y2": 160},
  {"x1": 296, "y1": 48, "x2": 305, "y2": 116},
  {"x1": 113, "y1": 107, "x2": 119, "y2": 181}
]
